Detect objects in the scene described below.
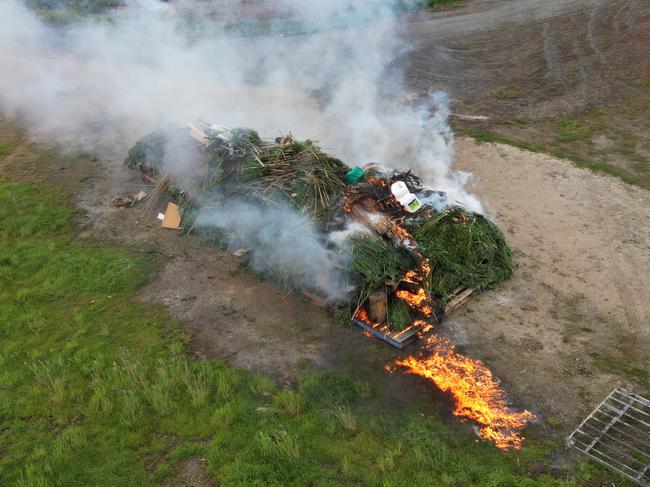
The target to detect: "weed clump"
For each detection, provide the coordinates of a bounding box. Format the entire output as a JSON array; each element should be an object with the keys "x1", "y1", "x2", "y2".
[{"x1": 415, "y1": 209, "x2": 515, "y2": 302}]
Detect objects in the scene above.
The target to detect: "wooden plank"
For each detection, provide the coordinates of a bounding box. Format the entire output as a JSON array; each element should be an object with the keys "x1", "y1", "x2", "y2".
[
  {"x1": 300, "y1": 290, "x2": 336, "y2": 311},
  {"x1": 187, "y1": 123, "x2": 208, "y2": 145},
  {"x1": 352, "y1": 318, "x2": 420, "y2": 349},
  {"x1": 161, "y1": 202, "x2": 181, "y2": 229},
  {"x1": 444, "y1": 287, "x2": 474, "y2": 315}
]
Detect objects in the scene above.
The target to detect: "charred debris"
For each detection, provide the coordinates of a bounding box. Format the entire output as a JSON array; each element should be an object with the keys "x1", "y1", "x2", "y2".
[{"x1": 123, "y1": 122, "x2": 515, "y2": 347}]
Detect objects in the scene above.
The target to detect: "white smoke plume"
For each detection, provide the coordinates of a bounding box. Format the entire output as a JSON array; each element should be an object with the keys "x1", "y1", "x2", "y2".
[
  {"x1": 0, "y1": 0, "x2": 484, "y2": 297},
  {"x1": 0, "y1": 0, "x2": 480, "y2": 209},
  {"x1": 196, "y1": 199, "x2": 352, "y2": 301}
]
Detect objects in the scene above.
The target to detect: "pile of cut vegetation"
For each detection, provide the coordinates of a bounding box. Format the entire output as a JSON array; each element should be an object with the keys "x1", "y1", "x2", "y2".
[{"x1": 124, "y1": 122, "x2": 514, "y2": 335}]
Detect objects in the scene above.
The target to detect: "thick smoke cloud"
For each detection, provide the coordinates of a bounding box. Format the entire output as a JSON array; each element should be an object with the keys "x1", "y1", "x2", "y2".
[
  {"x1": 196, "y1": 199, "x2": 351, "y2": 301},
  {"x1": 0, "y1": 0, "x2": 480, "y2": 210},
  {"x1": 0, "y1": 0, "x2": 484, "y2": 298}
]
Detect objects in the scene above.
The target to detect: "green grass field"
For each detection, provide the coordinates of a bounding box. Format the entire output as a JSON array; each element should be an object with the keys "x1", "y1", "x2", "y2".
[{"x1": 0, "y1": 179, "x2": 618, "y2": 485}]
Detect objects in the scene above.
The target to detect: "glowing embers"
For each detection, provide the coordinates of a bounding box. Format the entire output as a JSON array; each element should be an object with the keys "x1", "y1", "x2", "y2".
[
  {"x1": 392, "y1": 334, "x2": 536, "y2": 450},
  {"x1": 353, "y1": 308, "x2": 422, "y2": 349},
  {"x1": 395, "y1": 287, "x2": 433, "y2": 316}
]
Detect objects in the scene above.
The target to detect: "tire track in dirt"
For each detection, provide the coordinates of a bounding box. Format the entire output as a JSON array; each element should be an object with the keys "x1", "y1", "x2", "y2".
[
  {"x1": 586, "y1": 0, "x2": 607, "y2": 66},
  {"x1": 543, "y1": 22, "x2": 564, "y2": 82},
  {"x1": 613, "y1": 277, "x2": 645, "y2": 339},
  {"x1": 623, "y1": 0, "x2": 641, "y2": 37}
]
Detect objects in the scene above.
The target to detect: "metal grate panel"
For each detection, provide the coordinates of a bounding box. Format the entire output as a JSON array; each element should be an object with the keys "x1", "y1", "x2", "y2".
[{"x1": 568, "y1": 388, "x2": 650, "y2": 486}]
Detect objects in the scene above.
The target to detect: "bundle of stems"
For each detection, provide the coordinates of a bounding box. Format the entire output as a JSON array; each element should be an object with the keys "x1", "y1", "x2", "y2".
[
  {"x1": 349, "y1": 234, "x2": 415, "y2": 306},
  {"x1": 141, "y1": 175, "x2": 170, "y2": 222},
  {"x1": 124, "y1": 125, "x2": 517, "y2": 332},
  {"x1": 387, "y1": 297, "x2": 412, "y2": 331},
  {"x1": 415, "y1": 208, "x2": 514, "y2": 302}
]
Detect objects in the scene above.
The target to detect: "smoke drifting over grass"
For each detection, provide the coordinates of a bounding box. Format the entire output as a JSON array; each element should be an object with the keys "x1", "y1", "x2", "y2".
[{"x1": 0, "y1": 0, "x2": 481, "y2": 210}]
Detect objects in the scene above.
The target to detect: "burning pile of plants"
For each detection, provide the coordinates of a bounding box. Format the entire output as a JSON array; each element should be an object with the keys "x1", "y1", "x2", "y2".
[
  {"x1": 124, "y1": 122, "x2": 533, "y2": 449},
  {"x1": 125, "y1": 122, "x2": 514, "y2": 333},
  {"x1": 125, "y1": 124, "x2": 348, "y2": 219}
]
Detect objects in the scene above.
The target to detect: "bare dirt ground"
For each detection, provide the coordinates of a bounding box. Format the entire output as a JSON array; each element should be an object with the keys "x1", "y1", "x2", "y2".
[
  {"x1": 406, "y1": 0, "x2": 648, "y2": 119},
  {"x1": 452, "y1": 138, "x2": 650, "y2": 423},
  {"x1": 0, "y1": 118, "x2": 407, "y2": 403},
  {"x1": 1, "y1": 0, "x2": 649, "y2": 448},
  {"x1": 405, "y1": 0, "x2": 650, "y2": 187}
]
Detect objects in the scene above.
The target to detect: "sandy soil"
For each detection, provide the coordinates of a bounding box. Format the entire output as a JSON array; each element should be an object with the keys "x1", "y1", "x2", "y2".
[{"x1": 450, "y1": 137, "x2": 650, "y2": 423}]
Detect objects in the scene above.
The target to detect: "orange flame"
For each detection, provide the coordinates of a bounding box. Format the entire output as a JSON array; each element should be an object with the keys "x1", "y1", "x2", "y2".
[
  {"x1": 395, "y1": 335, "x2": 535, "y2": 450},
  {"x1": 347, "y1": 180, "x2": 533, "y2": 450},
  {"x1": 392, "y1": 223, "x2": 412, "y2": 241},
  {"x1": 395, "y1": 288, "x2": 433, "y2": 316},
  {"x1": 402, "y1": 270, "x2": 419, "y2": 283},
  {"x1": 355, "y1": 308, "x2": 391, "y2": 334}
]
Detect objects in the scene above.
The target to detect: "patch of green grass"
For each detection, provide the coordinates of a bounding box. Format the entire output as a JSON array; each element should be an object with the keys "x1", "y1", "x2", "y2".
[
  {"x1": 466, "y1": 129, "x2": 500, "y2": 143},
  {"x1": 591, "y1": 354, "x2": 648, "y2": 385},
  {"x1": 556, "y1": 119, "x2": 593, "y2": 143},
  {"x1": 69, "y1": 149, "x2": 96, "y2": 161},
  {"x1": 545, "y1": 416, "x2": 562, "y2": 427},
  {"x1": 617, "y1": 141, "x2": 637, "y2": 157},
  {"x1": 548, "y1": 147, "x2": 650, "y2": 189},
  {"x1": 24, "y1": 1, "x2": 123, "y2": 24},
  {"x1": 0, "y1": 144, "x2": 12, "y2": 157},
  {"x1": 0, "y1": 179, "x2": 622, "y2": 486},
  {"x1": 632, "y1": 154, "x2": 650, "y2": 172},
  {"x1": 570, "y1": 157, "x2": 649, "y2": 189},
  {"x1": 630, "y1": 78, "x2": 650, "y2": 90},
  {"x1": 465, "y1": 129, "x2": 546, "y2": 152},
  {"x1": 464, "y1": 129, "x2": 650, "y2": 190},
  {"x1": 492, "y1": 85, "x2": 524, "y2": 99},
  {"x1": 153, "y1": 462, "x2": 174, "y2": 480},
  {"x1": 426, "y1": 0, "x2": 459, "y2": 6},
  {"x1": 26, "y1": 0, "x2": 123, "y2": 15}
]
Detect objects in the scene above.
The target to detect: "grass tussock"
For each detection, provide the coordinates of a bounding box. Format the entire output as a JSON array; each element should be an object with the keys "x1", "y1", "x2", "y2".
[
  {"x1": 0, "y1": 179, "x2": 618, "y2": 486},
  {"x1": 492, "y1": 85, "x2": 524, "y2": 99},
  {"x1": 415, "y1": 209, "x2": 515, "y2": 301},
  {"x1": 425, "y1": 0, "x2": 459, "y2": 8},
  {"x1": 465, "y1": 128, "x2": 650, "y2": 191},
  {"x1": 333, "y1": 405, "x2": 358, "y2": 433},
  {"x1": 556, "y1": 119, "x2": 593, "y2": 143}
]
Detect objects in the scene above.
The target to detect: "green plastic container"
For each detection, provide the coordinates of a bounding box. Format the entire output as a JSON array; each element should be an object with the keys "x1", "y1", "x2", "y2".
[{"x1": 345, "y1": 166, "x2": 365, "y2": 184}]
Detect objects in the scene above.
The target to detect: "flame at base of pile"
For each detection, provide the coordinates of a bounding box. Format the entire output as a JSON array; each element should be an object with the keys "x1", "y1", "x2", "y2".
[
  {"x1": 391, "y1": 335, "x2": 536, "y2": 450},
  {"x1": 124, "y1": 121, "x2": 527, "y2": 450}
]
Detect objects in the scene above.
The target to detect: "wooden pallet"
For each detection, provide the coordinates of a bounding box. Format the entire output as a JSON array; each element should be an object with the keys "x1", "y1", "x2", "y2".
[
  {"x1": 302, "y1": 285, "x2": 476, "y2": 349},
  {"x1": 353, "y1": 287, "x2": 476, "y2": 349},
  {"x1": 352, "y1": 318, "x2": 421, "y2": 349},
  {"x1": 444, "y1": 287, "x2": 475, "y2": 315}
]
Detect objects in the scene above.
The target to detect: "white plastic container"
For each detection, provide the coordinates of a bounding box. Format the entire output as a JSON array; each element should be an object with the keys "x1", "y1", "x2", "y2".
[{"x1": 390, "y1": 181, "x2": 423, "y2": 213}]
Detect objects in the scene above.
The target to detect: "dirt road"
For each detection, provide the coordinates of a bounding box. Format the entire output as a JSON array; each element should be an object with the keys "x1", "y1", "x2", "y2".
[{"x1": 405, "y1": 0, "x2": 648, "y2": 120}]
